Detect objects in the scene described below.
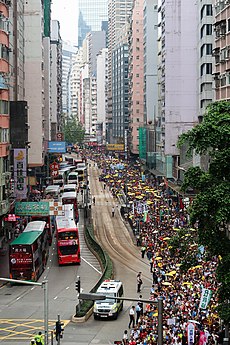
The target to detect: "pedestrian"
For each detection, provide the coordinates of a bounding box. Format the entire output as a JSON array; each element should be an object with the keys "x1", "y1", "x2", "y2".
[
  {"x1": 112, "y1": 206, "x2": 115, "y2": 217},
  {"x1": 104, "y1": 183, "x2": 106, "y2": 190},
  {"x1": 128, "y1": 306, "x2": 135, "y2": 329},
  {"x1": 141, "y1": 245, "x2": 146, "y2": 259},
  {"x1": 138, "y1": 295, "x2": 143, "y2": 316},
  {"x1": 135, "y1": 303, "x2": 141, "y2": 325},
  {"x1": 122, "y1": 329, "x2": 129, "y2": 344},
  {"x1": 34, "y1": 331, "x2": 44, "y2": 345},
  {"x1": 93, "y1": 196, "x2": 95, "y2": 205},
  {"x1": 137, "y1": 272, "x2": 143, "y2": 293}
]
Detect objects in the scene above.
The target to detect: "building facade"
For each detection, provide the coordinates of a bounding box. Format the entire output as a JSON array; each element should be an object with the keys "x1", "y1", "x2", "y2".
[
  {"x1": 128, "y1": 0, "x2": 145, "y2": 156},
  {"x1": 78, "y1": 0, "x2": 108, "y2": 47},
  {"x1": 213, "y1": 1, "x2": 230, "y2": 101},
  {"x1": 51, "y1": 20, "x2": 62, "y2": 140},
  {"x1": 0, "y1": 0, "x2": 11, "y2": 221},
  {"x1": 70, "y1": 48, "x2": 83, "y2": 120}
]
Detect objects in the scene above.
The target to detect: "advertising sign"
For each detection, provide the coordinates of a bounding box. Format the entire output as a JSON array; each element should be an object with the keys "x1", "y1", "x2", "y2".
[
  {"x1": 14, "y1": 149, "x2": 27, "y2": 200},
  {"x1": 106, "y1": 144, "x2": 124, "y2": 151},
  {"x1": 15, "y1": 202, "x2": 50, "y2": 216},
  {"x1": 56, "y1": 132, "x2": 64, "y2": 141},
  {"x1": 48, "y1": 141, "x2": 66, "y2": 153}
]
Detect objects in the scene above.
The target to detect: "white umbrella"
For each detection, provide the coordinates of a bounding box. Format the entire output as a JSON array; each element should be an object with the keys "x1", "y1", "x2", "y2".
[{"x1": 188, "y1": 320, "x2": 200, "y2": 324}]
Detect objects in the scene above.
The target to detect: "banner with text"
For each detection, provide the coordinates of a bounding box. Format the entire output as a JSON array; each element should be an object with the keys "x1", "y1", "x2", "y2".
[{"x1": 14, "y1": 149, "x2": 27, "y2": 200}]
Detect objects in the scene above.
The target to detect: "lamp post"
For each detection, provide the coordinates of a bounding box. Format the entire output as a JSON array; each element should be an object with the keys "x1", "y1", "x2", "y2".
[
  {"x1": 79, "y1": 293, "x2": 163, "y2": 345},
  {"x1": 0, "y1": 278, "x2": 49, "y2": 345}
]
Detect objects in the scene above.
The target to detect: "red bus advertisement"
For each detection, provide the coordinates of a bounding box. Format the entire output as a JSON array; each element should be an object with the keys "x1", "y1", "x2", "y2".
[
  {"x1": 9, "y1": 221, "x2": 49, "y2": 281},
  {"x1": 55, "y1": 205, "x2": 80, "y2": 265},
  {"x1": 31, "y1": 215, "x2": 54, "y2": 245},
  {"x1": 61, "y1": 191, "x2": 79, "y2": 223}
]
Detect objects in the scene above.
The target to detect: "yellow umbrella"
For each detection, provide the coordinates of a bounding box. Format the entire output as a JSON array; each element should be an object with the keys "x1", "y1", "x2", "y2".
[
  {"x1": 182, "y1": 282, "x2": 193, "y2": 286},
  {"x1": 162, "y1": 282, "x2": 173, "y2": 286},
  {"x1": 165, "y1": 272, "x2": 174, "y2": 277},
  {"x1": 155, "y1": 256, "x2": 162, "y2": 260},
  {"x1": 194, "y1": 265, "x2": 202, "y2": 269},
  {"x1": 176, "y1": 263, "x2": 182, "y2": 267},
  {"x1": 163, "y1": 237, "x2": 170, "y2": 240},
  {"x1": 152, "y1": 312, "x2": 158, "y2": 317},
  {"x1": 173, "y1": 228, "x2": 180, "y2": 231},
  {"x1": 168, "y1": 270, "x2": 177, "y2": 275},
  {"x1": 147, "y1": 200, "x2": 153, "y2": 205}
]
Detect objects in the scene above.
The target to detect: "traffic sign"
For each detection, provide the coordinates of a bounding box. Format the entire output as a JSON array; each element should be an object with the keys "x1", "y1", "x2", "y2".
[
  {"x1": 50, "y1": 162, "x2": 59, "y2": 171},
  {"x1": 51, "y1": 170, "x2": 59, "y2": 177},
  {"x1": 56, "y1": 132, "x2": 64, "y2": 141}
]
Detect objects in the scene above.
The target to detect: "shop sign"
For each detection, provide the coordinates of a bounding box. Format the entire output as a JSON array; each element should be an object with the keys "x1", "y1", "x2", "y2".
[
  {"x1": 15, "y1": 202, "x2": 50, "y2": 216},
  {"x1": 14, "y1": 149, "x2": 27, "y2": 200}
]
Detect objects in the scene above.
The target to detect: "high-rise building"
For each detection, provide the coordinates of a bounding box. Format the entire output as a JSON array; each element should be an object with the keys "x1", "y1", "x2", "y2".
[
  {"x1": 107, "y1": 0, "x2": 133, "y2": 143},
  {"x1": 213, "y1": 1, "x2": 230, "y2": 101},
  {"x1": 128, "y1": 0, "x2": 145, "y2": 156},
  {"x1": 70, "y1": 48, "x2": 83, "y2": 119},
  {"x1": 78, "y1": 0, "x2": 108, "y2": 47},
  {"x1": 62, "y1": 41, "x2": 77, "y2": 117},
  {"x1": 157, "y1": 0, "x2": 198, "y2": 180},
  {"x1": 51, "y1": 20, "x2": 62, "y2": 140}
]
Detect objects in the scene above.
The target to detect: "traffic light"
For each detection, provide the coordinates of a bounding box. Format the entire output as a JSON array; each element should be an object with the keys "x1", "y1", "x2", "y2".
[
  {"x1": 75, "y1": 276, "x2": 81, "y2": 293},
  {"x1": 55, "y1": 320, "x2": 64, "y2": 341}
]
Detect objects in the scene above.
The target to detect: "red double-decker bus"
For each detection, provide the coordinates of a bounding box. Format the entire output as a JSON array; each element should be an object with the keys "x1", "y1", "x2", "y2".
[
  {"x1": 9, "y1": 221, "x2": 49, "y2": 281},
  {"x1": 55, "y1": 205, "x2": 80, "y2": 265},
  {"x1": 61, "y1": 191, "x2": 79, "y2": 223}
]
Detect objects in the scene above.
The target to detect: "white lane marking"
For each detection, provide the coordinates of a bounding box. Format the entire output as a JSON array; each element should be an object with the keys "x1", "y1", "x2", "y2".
[
  {"x1": 81, "y1": 256, "x2": 102, "y2": 274},
  {"x1": 31, "y1": 287, "x2": 35, "y2": 290},
  {"x1": 66, "y1": 286, "x2": 70, "y2": 290},
  {"x1": 16, "y1": 297, "x2": 21, "y2": 300},
  {"x1": 54, "y1": 296, "x2": 58, "y2": 300}
]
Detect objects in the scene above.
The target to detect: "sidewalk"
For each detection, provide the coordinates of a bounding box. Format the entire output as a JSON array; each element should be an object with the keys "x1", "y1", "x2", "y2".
[{"x1": 0, "y1": 238, "x2": 10, "y2": 284}]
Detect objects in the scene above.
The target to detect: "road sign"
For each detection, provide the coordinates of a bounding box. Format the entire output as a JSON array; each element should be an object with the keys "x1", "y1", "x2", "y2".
[
  {"x1": 50, "y1": 162, "x2": 59, "y2": 171},
  {"x1": 51, "y1": 170, "x2": 59, "y2": 177},
  {"x1": 49, "y1": 201, "x2": 64, "y2": 216},
  {"x1": 56, "y1": 132, "x2": 64, "y2": 141}
]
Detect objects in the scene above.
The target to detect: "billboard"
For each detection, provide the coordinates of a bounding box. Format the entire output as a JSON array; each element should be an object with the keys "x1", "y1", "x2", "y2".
[
  {"x1": 14, "y1": 149, "x2": 27, "y2": 200},
  {"x1": 15, "y1": 202, "x2": 50, "y2": 216},
  {"x1": 106, "y1": 144, "x2": 124, "y2": 152},
  {"x1": 48, "y1": 141, "x2": 66, "y2": 153}
]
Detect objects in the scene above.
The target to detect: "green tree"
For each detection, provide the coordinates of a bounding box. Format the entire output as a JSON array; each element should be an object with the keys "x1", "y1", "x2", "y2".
[
  {"x1": 63, "y1": 116, "x2": 85, "y2": 144},
  {"x1": 176, "y1": 101, "x2": 230, "y2": 323}
]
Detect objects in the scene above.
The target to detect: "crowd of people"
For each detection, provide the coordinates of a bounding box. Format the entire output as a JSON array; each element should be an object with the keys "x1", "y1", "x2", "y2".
[{"x1": 85, "y1": 150, "x2": 223, "y2": 345}]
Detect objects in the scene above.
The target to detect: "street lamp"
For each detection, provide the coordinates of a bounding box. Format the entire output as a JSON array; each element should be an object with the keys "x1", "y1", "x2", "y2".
[
  {"x1": 79, "y1": 293, "x2": 163, "y2": 345},
  {"x1": 0, "y1": 277, "x2": 49, "y2": 345}
]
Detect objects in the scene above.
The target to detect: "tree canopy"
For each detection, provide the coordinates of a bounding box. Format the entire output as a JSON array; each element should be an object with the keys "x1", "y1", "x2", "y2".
[
  {"x1": 175, "y1": 100, "x2": 230, "y2": 322},
  {"x1": 63, "y1": 116, "x2": 85, "y2": 145}
]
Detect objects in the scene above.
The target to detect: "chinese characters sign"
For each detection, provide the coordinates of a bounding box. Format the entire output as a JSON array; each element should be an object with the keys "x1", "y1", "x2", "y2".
[
  {"x1": 15, "y1": 202, "x2": 50, "y2": 216},
  {"x1": 14, "y1": 149, "x2": 27, "y2": 200},
  {"x1": 199, "y1": 288, "x2": 212, "y2": 310}
]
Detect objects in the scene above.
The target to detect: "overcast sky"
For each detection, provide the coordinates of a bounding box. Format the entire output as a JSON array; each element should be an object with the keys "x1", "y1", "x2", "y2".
[{"x1": 51, "y1": 0, "x2": 78, "y2": 44}]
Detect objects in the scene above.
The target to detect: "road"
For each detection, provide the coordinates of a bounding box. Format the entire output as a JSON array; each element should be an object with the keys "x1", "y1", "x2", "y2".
[{"x1": 0, "y1": 159, "x2": 153, "y2": 344}]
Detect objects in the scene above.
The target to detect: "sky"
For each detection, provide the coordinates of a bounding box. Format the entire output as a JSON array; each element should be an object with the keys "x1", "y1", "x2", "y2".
[{"x1": 51, "y1": 0, "x2": 78, "y2": 44}]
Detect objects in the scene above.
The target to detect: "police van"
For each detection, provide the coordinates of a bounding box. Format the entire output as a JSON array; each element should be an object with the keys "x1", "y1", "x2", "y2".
[{"x1": 93, "y1": 280, "x2": 124, "y2": 320}]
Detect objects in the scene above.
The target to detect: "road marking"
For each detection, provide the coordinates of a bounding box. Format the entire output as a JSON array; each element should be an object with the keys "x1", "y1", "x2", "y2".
[
  {"x1": 66, "y1": 286, "x2": 69, "y2": 290},
  {"x1": 81, "y1": 256, "x2": 102, "y2": 274},
  {"x1": 16, "y1": 297, "x2": 21, "y2": 300},
  {"x1": 54, "y1": 296, "x2": 58, "y2": 300}
]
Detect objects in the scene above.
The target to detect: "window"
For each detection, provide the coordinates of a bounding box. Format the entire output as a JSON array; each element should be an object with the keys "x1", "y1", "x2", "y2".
[
  {"x1": 206, "y1": 63, "x2": 212, "y2": 74},
  {"x1": 206, "y1": 44, "x2": 212, "y2": 55},
  {"x1": 206, "y1": 24, "x2": 212, "y2": 35},
  {"x1": 206, "y1": 4, "x2": 212, "y2": 16}
]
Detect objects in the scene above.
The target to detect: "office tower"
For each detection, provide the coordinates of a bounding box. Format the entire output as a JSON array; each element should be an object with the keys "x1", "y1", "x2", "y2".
[
  {"x1": 78, "y1": 0, "x2": 108, "y2": 47},
  {"x1": 107, "y1": 0, "x2": 133, "y2": 143},
  {"x1": 62, "y1": 42, "x2": 77, "y2": 117}
]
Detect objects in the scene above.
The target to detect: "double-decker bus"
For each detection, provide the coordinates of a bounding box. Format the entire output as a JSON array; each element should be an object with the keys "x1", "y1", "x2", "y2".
[
  {"x1": 30, "y1": 215, "x2": 54, "y2": 245},
  {"x1": 55, "y1": 205, "x2": 80, "y2": 265},
  {"x1": 9, "y1": 221, "x2": 49, "y2": 281},
  {"x1": 61, "y1": 191, "x2": 79, "y2": 223}
]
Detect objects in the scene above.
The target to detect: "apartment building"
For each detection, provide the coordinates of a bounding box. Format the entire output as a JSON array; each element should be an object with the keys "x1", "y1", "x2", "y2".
[
  {"x1": 128, "y1": 0, "x2": 145, "y2": 156},
  {"x1": 70, "y1": 48, "x2": 83, "y2": 119},
  {"x1": 213, "y1": 0, "x2": 230, "y2": 100},
  {"x1": 0, "y1": 0, "x2": 11, "y2": 223}
]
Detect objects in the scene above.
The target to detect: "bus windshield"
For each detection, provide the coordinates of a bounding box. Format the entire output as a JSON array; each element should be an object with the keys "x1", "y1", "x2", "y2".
[{"x1": 58, "y1": 231, "x2": 78, "y2": 240}]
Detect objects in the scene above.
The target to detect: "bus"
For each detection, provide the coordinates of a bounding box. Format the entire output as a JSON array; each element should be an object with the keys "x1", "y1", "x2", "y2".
[
  {"x1": 61, "y1": 191, "x2": 79, "y2": 223},
  {"x1": 93, "y1": 280, "x2": 124, "y2": 320},
  {"x1": 63, "y1": 184, "x2": 77, "y2": 193},
  {"x1": 53, "y1": 168, "x2": 71, "y2": 186},
  {"x1": 44, "y1": 185, "x2": 60, "y2": 200},
  {"x1": 76, "y1": 167, "x2": 87, "y2": 187},
  {"x1": 30, "y1": 216, "x2": 54, "y2": 245},
  {"x1": 55, "y1": 205, "x2": 80, "y2": 265},
  {"x1": 9, "y1": 221, "x2": 49, "y2": 281}
]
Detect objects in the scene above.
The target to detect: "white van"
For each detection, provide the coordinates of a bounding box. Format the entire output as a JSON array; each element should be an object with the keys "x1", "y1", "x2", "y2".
[
  {"x1": 44, "y1": 185, "x2": 60, "y2": 200},
  {"x1": 67, "y1": 172, "x2": 78, "y2": 185},
  {"x1": 93, "y1": 280, "x2": 123, "y2": 320},
  {"x1": 63, "y1": 184, "x2": 77, "y2": 193}
]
